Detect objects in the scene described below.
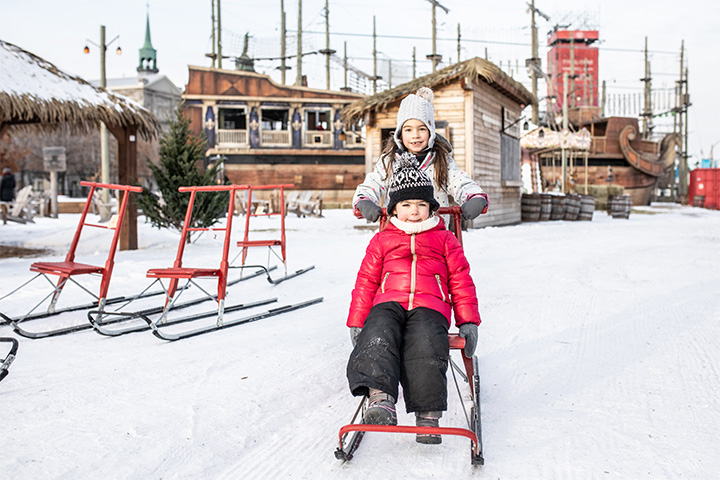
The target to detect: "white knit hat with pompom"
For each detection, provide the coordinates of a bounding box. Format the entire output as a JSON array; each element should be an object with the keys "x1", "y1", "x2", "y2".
[{"x1": 394, "y1": 87, "x2": 436, "y2": 151}]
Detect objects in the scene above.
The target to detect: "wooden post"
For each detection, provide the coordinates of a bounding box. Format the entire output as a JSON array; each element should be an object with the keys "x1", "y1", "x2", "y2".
[
  {"x1": 530, "y1": 0, "x2": 538, "y2": 124},
  {"x1": 412, "y1": 47, "x2": 416, "y2": 79},
  {"x1": 280, "y1": 0, "x2": 286, "y2": 84},
  {"x1": 296, "y1": 0, "x2": 303, "y2": 86},
  {"x1": 373, "y1": 16, "x2": 377, "y2": 94},
  {"x1": 388, "y1": 59, "x2": 392, "y2": 89},
  {"x1": 109, "y1": 124, "x2": 139, "y2": 251},
  {"x1": 210, "y1": 0, "x2": 216, "y2": 68},
  {"x1": 457, "y1": 23, "x2": 461, "y2": 64},
  {"x1": 50, "y1": 171, "x2": 58, "y2": 218},
  {"x1": 216, "y1": 0, "x2": 222, "y2": 69},
  {"x1": 562, "y1": 72, "x2": 568, "y2": 193},
  {"x1": 677, "y1": 40, "x2": 685, "y2": 203},
  {"x1": 343, "y1": 41, "x2": 348, "y2": 90},
  {"x1": 570, "y1": 33, "x2": 575, "y2": 109},
  {"x1": 324, "y1": 0, "x2": 331, "y2": 89}
]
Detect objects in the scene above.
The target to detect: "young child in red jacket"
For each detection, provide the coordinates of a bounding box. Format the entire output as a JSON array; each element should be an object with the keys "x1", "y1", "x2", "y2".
[{"x1": 346, "y1": 156, "x2": 481, "y2": 444}]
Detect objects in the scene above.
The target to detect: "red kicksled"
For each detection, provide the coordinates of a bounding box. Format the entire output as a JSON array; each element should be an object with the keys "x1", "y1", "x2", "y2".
[
  {"x1": 0, "y1": 181, "x2": 144, "y2": 338},
  {"x1": 335, "y1": 334, "x2": 485, "y2": 466},
  {"x1": 341, "y1": 207, "x2": 483, "y2": 464}
]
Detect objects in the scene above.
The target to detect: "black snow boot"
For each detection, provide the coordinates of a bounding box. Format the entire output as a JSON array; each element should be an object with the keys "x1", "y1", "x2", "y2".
[
  {"x1": 363, "y1": 389, "x2": 397, "y2": 425},
  {"x1": 415, "y1": 411, "x2": 442, "y2": 444}
]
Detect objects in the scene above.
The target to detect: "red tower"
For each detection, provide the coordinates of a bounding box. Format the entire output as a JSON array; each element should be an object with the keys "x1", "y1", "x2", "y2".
[{"x1": 547, "y1": 29, "x2": 599, "y2": 113}]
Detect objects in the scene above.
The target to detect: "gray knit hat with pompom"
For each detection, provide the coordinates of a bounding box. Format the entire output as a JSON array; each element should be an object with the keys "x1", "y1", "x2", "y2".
[{"x1": 393, "y1": 87, "x2": 436, "y2": 151}]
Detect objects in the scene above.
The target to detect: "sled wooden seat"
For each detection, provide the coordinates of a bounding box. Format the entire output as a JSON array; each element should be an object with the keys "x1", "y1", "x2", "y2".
[
  {"x1": 239, "y1": 239, "x2": 282, "y2": 247},
  {"x1": 30, "y1": 261, "x2": 104, "y2": 276},
  {"x1": 146, "y1": 267, "x2": 222, "y2": 280}
]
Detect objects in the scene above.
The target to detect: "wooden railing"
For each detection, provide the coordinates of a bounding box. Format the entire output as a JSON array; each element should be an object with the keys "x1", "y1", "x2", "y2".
[
  {"x1": 217, "y1": 129, "x2": 248, "y2": 145},
  {"x1": 261, "y1": 130, "x2": 291, "y2": 146}
]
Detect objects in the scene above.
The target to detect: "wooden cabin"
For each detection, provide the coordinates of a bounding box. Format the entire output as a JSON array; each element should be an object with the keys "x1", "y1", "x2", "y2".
[
  {"x1": 342, "y1": 57, "x2": 535, "y2": 228},
  {"x1": 182, "y1": 66, "x2": 366, "y2": 204}
]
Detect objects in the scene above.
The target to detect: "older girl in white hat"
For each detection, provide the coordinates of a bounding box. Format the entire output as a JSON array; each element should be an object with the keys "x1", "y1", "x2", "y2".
[{"x1": 354, "y1": 86, "x2": 488, "y2": 222}]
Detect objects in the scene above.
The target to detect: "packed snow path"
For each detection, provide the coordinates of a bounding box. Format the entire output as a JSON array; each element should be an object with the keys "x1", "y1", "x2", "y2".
[{"x1": 1, "y1": 205, "x2": 718, "y2": 479}]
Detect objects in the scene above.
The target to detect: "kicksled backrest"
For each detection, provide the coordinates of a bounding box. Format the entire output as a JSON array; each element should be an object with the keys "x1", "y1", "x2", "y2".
[
  {"x1": 31, "y1": 181, "x2": 142, "y2": 301},
  {"x1": 82, "y1": 182, "x2": 142, "y2": 298},
  {"x1": 237, "y1": 184, "x2": 294, "y2": 270},
  {"x1": 150, "y1": 184, "x2": 249, "y2": 303},
  {"x1": 355, "y1": 206, "x2": 464, "y2": 246}
]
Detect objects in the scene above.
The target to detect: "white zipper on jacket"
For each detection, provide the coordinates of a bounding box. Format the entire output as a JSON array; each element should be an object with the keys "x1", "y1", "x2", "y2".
[
  {"x1": 381, "y1": 272, "x2": 390, "y2": 293},
  {"x1": 435, "y1": 274, "x2": 446, "y2": 302},
  {"x1": 409, "y1": 234, "x2": 417, "y2": 309}
]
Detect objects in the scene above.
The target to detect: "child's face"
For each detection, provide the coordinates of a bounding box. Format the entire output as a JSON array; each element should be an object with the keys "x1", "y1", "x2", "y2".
[
  {"x1": 394, "y1": 199, "x2": 431, "y2": 223},
  {"x1": 401, "y1": 119, "x2": 430, "y2": 153}
]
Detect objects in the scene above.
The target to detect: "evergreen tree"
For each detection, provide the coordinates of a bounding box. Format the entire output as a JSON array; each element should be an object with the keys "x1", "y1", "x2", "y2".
[{"x1": 138, "y1": 106, "x2": 227, "y2": 241}]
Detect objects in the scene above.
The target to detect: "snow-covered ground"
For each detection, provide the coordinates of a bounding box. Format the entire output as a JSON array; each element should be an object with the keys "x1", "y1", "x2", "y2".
[{"x1": 1, "y1": 205, "x2": 719, "y2": 479}]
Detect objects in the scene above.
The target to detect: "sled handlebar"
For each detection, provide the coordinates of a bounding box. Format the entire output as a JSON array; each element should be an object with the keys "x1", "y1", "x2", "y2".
[
  {"x1": 80, "y1": 181, "x2": 143, "y2": 193},
  {"x1": 354, "y1": 206, "x2": 464, "y2": 246}
]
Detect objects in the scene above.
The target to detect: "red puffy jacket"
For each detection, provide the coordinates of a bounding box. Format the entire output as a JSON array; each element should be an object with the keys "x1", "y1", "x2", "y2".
[{"x1": 347, "y1": 217, "x2": 481, "y2": 328}]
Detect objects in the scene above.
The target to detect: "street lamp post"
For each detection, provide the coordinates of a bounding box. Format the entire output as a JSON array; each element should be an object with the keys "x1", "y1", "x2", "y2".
[{"x1": 84, "y1": 25, "x2": 121, "y2": 217}]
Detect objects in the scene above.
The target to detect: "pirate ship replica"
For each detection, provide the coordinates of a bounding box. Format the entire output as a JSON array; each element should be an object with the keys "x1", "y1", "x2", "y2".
[{"x1": 522, "y1": 29, "x2": 680, "y2": 205}]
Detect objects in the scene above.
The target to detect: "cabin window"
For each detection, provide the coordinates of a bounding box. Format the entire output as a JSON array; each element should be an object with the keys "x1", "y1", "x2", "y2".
[
  {"x1": 260, "y1": 108, "x2": 291, "y2": 146},
  {"x1": 501, "y1": 133, "x2": 521, "y2": 182},
  {"x1": 304, "y1": 109, "x2": 333, "y2": 147},
  {"x1": 217, "y1": 108, "x2": 248, "y2": 145},
  {"x1": 500, "y1": 107, "x2": 521, "y2": 182}
]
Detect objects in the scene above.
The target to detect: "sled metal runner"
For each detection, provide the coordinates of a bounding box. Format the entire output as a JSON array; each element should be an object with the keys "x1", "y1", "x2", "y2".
[
  {"x1": 142, "y1": 296, "x2": 324, "y2": 341},
  {"x1": 0, "y1": 337, "x2": 19, "y2": 383},
  {"x1": 88, "y1": 296, "x2": 280, "y2": 337},
  {"x1": 233, "y1": 184, "x2": 314, "y2": 284},
  {"x1": 2, "y1": 274, "x2": 268, "y2": 339},
  {"x1": 105, "y1": 184, "x2": 321, "y2": 341},
  {"x1": 0, "y1": 266, "x2": 272, "y2": 328},
  {"x1": 85, "y1": 265, "x2": 279, "y2": 337},
  {"x1": 335, "y1": 334, "x2": 484, "y2": 465}
]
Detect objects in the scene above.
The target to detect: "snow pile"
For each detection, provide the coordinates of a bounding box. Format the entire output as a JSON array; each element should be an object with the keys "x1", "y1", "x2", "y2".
[{"x1": 1, "y1": 205, "x2": 719, "y2": 478}]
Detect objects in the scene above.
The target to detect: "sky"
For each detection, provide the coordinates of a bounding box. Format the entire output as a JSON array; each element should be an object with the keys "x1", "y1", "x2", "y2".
[{"x1": 1, "y1": 0, "x2": 719, "y2": 165}]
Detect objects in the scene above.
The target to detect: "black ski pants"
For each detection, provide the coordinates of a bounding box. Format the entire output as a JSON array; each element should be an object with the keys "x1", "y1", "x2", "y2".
[{"x1": 346, "y1": 301, "x2": 450, "y2": 413}]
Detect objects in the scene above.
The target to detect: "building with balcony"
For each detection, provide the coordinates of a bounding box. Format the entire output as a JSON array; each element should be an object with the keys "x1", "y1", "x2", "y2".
[{"x1": 182, "y1": 66, "x2": 366, "y2": 204}]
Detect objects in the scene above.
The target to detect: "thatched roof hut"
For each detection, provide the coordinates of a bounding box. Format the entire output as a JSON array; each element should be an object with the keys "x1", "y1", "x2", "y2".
[
  {"x1": 0, "y1": 39, "x2": 160, "y2": 139},
  {"x1": 343, "y1": 57, "x2": 534, "y2": 123},
  {"x1": 0, "y1": 39, "x2": 162, "y2": 249}
]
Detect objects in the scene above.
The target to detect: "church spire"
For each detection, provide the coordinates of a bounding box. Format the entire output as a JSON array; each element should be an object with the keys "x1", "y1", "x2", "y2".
[{"x1": 138, "y1": 10, "x2": 158, "y2": 75}]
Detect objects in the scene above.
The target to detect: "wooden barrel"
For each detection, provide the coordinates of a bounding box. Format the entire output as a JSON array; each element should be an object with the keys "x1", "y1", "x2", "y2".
[
  {"x1": 521, "y1": 194, "x2": 542, "y2": 222},
  {"x1": 563, "y1": 195, "x2": 581, "y2": 221},
  {"x1": 578, "y1": 194, "x2": 595, "y2": 221},
  {"x1": 539, "y1": 194, "x2": 552, "y2": 221},
  {"x1": 550, "y1": 194, "x2": 566, "y2": 220},
  {"x1": 608, "y1": 194, "x2": 631, "y2": 219}
]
